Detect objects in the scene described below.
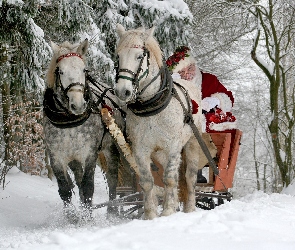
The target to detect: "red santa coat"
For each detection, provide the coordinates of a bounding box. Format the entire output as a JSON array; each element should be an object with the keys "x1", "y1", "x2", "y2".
[
  {"x1": 201, "y1": 72, "x2": 237, "y2": 133},
  {"x1": 201, "y1": 72, "x2": 234, "y2": 103}
]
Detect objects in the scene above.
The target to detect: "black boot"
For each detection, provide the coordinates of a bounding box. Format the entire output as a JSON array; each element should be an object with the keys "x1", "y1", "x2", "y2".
[{"x1": 197, "y1": 169, "x2": 207, "y2": 183}]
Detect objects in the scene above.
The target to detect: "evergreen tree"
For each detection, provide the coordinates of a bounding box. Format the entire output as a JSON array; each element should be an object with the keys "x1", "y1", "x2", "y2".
[
  {"x1": 92, "y1": 0, "x2": 193, "y2": 62},
  {"x1": 0, "y1": 0, "x2": 50, "y2": 171},
  {"x1": 35, "y1": 0, "x2": 192, "y2": 85},
  {"x1": 0, "y1": 0, "x2": 192, "y2": 179},
  {"x1": 0, "y1": 1, "x2": 51, "y2": 185}
]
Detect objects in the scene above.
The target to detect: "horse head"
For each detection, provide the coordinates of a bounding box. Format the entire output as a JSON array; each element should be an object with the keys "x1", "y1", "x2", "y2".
[
  {"x1": 48, "y1": 39, "x2": 90, "y2": 115},
  {"x1": 114, "y1": 24, "x2": 163, "y2": 103}
]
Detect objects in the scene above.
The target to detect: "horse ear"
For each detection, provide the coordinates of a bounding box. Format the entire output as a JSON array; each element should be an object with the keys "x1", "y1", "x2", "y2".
[
  {"x1": 116, "y1": 24, "x2": 126, "y2": 37},
  {"x1": 77, "y1": 39, "x2": 89, "y2": 56},
  {"x1": 144, "y1": 26, "x2": 156, "y2": 40},
  {"x1": 50, "y1": 41, "x2": 60, "y2": 54}
]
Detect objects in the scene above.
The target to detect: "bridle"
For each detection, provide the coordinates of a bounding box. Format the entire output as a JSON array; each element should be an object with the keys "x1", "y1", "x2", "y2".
[
  {"x1": 115, "y1": 45, "x2": 174, "y2": 116},
  {"x1": 43, "y1": 52, "x2": 94, "y2": 128},
  {"x1": 116, "y1": 46, "x2": 150, "y2": 102},
  {"x1": 54, "y1": 53, "x2": 92, "y2": 112},
  {"x1": 44, "y1": 51, "x2": 127, "y2": 137}
]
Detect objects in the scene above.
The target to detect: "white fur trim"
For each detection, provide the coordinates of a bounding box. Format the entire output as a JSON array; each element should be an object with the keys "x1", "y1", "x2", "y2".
[
  {"x1": 201, "y1": 97, "x2": 220, "y2": 111},
  {"x1": 209, "y1": 121, "x2": 237, "y2": 131},
  {"x1": 211, "y1": 92, "x2": 232, "y2": 112}
]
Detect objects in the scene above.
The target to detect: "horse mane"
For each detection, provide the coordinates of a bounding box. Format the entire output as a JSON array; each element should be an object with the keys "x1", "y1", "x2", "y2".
[
  {"x1": 46, "y1": 41, "x2": 86, "y2": 88},
  {"x1": 116, "y1": 28, "x2": 163, "y2": 68}
]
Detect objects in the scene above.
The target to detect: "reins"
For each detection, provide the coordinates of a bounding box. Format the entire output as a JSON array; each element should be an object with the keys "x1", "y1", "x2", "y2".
[
  {"x1": 172, "y1": 81, "x2": 230, "y2": 189},
  {"x1": 86, "y1": 73, "x2": 127, "y2": 118},
  {"x1": 171, "y1": 82, "x2": 220, "y2": 177}
]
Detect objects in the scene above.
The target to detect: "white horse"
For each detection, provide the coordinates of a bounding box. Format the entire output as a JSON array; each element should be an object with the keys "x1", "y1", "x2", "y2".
[{"x1": 114, "y1": 24, "x2": 204, "y2": 219}]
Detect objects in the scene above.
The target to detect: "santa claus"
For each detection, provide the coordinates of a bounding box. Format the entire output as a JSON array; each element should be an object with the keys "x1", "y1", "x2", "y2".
[{"x1": 166, "y1": 46, "x2": 237, "y2": 133}]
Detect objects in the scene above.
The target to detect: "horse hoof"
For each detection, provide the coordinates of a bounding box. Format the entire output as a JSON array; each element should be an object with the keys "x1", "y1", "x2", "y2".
[
  {"x1": 63, "y1": 204, "x2": 79, "y2": 224},
  {"x1": 107, "y1": 205, "x2": 119, "y2": 216},
  {"x1": 80, "y1": 208, "x2": 94, "y2": 223},
  {"x1": 183, "y1": 205, "x2": 195, "y2": 213},
  {"x1": 160, "y1": 208, "x2": 175, "y2": 217},
  {"x1": 144, "y1": 211, "x2": 157, "y2": 220}
]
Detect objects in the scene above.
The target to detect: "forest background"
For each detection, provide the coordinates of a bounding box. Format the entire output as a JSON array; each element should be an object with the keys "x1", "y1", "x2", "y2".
[{"x1": 0, "y1": 0, "x2": 294, "y2": 197}]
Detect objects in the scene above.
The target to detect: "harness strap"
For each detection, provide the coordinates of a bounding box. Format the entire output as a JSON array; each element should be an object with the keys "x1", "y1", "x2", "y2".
[
  {"x1": 43, "y1": 88, "x2": 92, "y2": 128},
  {"x1": 98, "y1": 125, "x2": 107, "y2": 151},
  {"x1": 127, "y1": 65, "x2": 173, "y2": 116},
  {"x1": 171, "y1": 84, "x2": 220, "y2": 177},
  {"x1": 64, "y1": 82, "x2": 85, "y2": 94},
  {"x1": 133, "y1": 48, "x2": 149, "y2": 87},
  {"x1": 116, "y1": 48, "x2": 150, "y2": 92},
  {"x1": 86, "y1": 74, "x2": 127, "y2": 118},
  {"x1": 117, "y1": 75, "x2": 134, "y2": 82},
  {"x1": 56, "y1": 52, "x2": 83, "y2": 63},
  {"x1": 137, "y1": 66, "x2": 163, "y2": 97},
  {"x1": 86, "y1": 73, "x2": 128, "y2": 138}
]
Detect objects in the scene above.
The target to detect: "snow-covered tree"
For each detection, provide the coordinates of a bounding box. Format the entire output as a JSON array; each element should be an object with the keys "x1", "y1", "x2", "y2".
[
  {"x1": 186, "y1": 0, "x2": 256, "y2": 76},
  {"x1": 0, "y1": 0, "x2": 193, "y2": 181},
  {"x1": 36, "y1": 0, "x2": 192, "y2": 85},
  {"x1": 90, "y1": 0, "x2": 193, "y2": 84},
  {"x1": 249, "y1": 0, "x2": 295, "y2": 187},
  {"x1": 0, "y1": 0, "x2": 50, "y2": 177}
]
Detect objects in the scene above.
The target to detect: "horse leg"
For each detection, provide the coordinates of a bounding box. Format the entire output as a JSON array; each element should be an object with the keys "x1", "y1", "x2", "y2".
[
  {"x1": 161, "y1": 153, "x2": 181, "y2": 216},
  {"x1": 136, "y1": 156, "x2": 157, "y2": 220},
  {"x1": 49, "y1": 157, "x2": 80, "y2": 222},
  {"x1": 183, "y1": 139, "x2": 200, "y2": 213},
  {"x1": 101, "y1": 143, "x2": 120, "y2": 215},
  {"x1": 50, "y1": 157, "x2": 74, "y2": 206},
  {"x1": 80, "y1": 154, "x2": 97, "y2": 208},
  {"x1": 68, "y1": 160, "x2": 84, "y2": 202}
]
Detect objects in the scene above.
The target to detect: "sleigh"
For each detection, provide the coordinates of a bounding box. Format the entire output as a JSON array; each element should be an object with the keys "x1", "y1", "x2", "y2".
[{"x1": 95, "y1": 126, "x2": 242, "y2": 217}]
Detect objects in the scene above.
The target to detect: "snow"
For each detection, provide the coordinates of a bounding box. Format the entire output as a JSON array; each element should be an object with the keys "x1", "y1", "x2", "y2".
[
  {"x1": 1, "y1": 167, "x2": 295, "y2": 250},
  {"x1": 136, "y1": 0, "x2": 192, "y2": 19},
  {"x1": 5, "y1": 0, "x2": 24, "y2": 5}
]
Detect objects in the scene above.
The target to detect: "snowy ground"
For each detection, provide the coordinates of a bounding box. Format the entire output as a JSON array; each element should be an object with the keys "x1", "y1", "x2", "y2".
[{"x1": 1, "y1": 167, "x2": 295, "y2": 250}]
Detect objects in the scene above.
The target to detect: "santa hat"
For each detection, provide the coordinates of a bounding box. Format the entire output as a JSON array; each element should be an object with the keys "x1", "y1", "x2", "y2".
[{"x1": 166, "y1": 46, "x2": 196, "y2": 73}]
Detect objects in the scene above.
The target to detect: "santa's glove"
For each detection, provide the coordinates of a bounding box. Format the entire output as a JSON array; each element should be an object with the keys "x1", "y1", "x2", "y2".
[{"x1": 201, "y1": 97, "x2": 220, "y2": 112}]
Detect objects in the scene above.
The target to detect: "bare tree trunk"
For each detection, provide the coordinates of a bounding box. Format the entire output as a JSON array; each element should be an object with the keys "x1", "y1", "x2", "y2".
[
  {"x1": 253, "y1": 123, "x2": 261, "y2": 190},
  {"x1": 250, "y1": 1, "x2": 295, "y2": 188}
]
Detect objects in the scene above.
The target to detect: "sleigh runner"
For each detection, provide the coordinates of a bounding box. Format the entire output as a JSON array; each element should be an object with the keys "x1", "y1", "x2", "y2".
[{"x1": 117, "y1": 136, "x2": 241, "y2": 212}]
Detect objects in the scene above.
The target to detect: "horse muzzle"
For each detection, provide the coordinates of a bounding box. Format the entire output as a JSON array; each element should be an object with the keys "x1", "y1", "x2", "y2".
[
  {"x1": 67, "y1": 90, "x2": 88, "y2": 115},
  {"x1": 114, "y1": 83, "x2": 135, "y2": 103},
  {"x1": 69, "y1": 101, "x2": 87, "y2": 115}
]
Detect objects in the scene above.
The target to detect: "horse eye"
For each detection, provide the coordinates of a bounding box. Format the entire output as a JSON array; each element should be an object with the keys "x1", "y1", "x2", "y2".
[
  {"x1": 59, "y1": 70, "x2": 63, "y2": 75},
  {"x1": 83, "y1": 68, "x2": 88, "y2": 73},
  {"x1": 137, "y1": 55, "x2": 144, "y2": 60}
]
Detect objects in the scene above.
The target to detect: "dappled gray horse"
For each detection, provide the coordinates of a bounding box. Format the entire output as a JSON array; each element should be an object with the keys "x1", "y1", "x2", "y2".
[{"x1": 43, "y1": 39, "x2": 121, "y2": 219}]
